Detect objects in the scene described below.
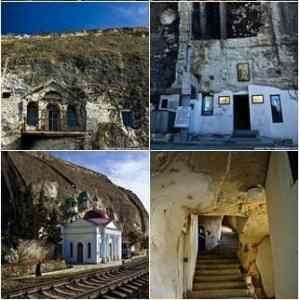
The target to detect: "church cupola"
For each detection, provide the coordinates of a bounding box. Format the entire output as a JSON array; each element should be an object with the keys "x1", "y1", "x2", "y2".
[{"x1": 83, "y1": 209, "x2": 110, "y2": 224}]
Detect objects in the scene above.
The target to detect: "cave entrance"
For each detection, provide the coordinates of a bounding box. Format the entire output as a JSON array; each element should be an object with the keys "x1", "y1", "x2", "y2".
[
  {"x1": 233, "y1": 94, "x2": 251, "y2": 130},
  {"x1": 197, "y1": 215, "x2": 238, "y2": 255}
]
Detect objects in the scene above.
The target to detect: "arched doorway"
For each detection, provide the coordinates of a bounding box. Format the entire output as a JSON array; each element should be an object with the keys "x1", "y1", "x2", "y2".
[
  {"x1": 198, "y1": 225, "x2": 206, "y2": 252},
  {"x1": 47, "y1": 104, "x2": 60, "y2": 131},
  {"x1": 109, "y1": 243, "x2": 113, "y2": 261},
  {"x1": 77, "y1": 242, "x2": 84, "y2": 263}
]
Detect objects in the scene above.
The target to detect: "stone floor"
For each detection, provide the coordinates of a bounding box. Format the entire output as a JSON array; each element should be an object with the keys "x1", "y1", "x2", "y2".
[{"x1": 151, "y1": 134, "x2": 296, "y2": 150}]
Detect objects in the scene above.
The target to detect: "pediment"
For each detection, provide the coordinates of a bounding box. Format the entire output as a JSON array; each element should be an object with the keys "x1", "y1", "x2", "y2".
[{"x1": 23, "y1": 80, "x2": 81, "y2": 103}]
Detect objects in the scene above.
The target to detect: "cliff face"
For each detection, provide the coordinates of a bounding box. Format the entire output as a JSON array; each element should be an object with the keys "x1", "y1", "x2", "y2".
[
  {"x1": 2, "y1": 151, "x2": 149, "y2": 247},
  {"x1": 2, "y1": 28, "x2": 149, "y2": 149}
]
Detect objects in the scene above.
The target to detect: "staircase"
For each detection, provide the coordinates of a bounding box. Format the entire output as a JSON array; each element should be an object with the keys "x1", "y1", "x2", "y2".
[
  {"x1": 232, "y1": 130, "x2": 259, "y2": 138},
  {"x1": 190, "y1": 231, "x2": 253, "y2": 299}
]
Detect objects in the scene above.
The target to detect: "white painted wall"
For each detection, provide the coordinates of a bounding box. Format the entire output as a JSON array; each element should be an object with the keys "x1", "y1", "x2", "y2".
[
  {"x1": 183, "y1": 214, "x2": 198, "y2": 296},
  {"x1": 265, "y1": 152, "x2": 298, "y2": 298},
  {"x1": 105, "y1": 226, "x2": 122, "y2": 261},
  {"x1": 158, "y1": 85, "x2": 297, "y2": 143},
  {"x1": 249, "y1": 85, "x2": 298, "y2": 143},
  {"x1": 255, "y1": 236, "x2": 275, "y2": 298},
  {"x1": 63, "y1": 219, "x2": 98, "y2": 264},
  {"x1": 159, "y1": 94, "x2": 180, "y2": 111},
  {"x1": 190, "y1": 91, "x2": 234, "y2": 135}
]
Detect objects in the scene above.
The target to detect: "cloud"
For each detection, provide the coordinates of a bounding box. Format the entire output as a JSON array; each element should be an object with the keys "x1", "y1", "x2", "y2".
[
  {"x1": 114, "y1": 4, "x2": 149, "y2": 27},
  {"x1": 102, "y1": 156, "x2": 150, "y2": 213}
]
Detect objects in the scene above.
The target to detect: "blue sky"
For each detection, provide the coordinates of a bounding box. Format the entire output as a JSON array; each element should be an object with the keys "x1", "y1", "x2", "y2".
[
  {"x1": 2, "y1": 3, "x2": 149, "y2": 35},
  {"x1": 48, "y1": 151, "x2": 149, "y2": 212}
]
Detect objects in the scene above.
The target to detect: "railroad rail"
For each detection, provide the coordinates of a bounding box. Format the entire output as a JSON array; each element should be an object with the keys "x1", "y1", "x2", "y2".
[{"x1": 4, "y1": 257, "x2": 149, "y2": 299}]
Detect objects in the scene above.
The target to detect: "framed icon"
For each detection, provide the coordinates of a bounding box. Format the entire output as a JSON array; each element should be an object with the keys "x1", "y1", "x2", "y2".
[
  {"x1": 237, "y1": 63, "x2": 250, "y2": 82},
  {"x1": 251, "y1": 95, "x2": 264, "y2": 104},
  {"x1": 218, "y1": 96, "x2": 230, "y2": 105}
]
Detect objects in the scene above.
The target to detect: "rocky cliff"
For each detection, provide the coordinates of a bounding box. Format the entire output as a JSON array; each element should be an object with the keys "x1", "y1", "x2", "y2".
[
  {"x1": 2, "y1": 151, "x2": 149, "y2": 248},
  {"x1": 2, "y1": 27, "x2": 149, "y2": 149}
]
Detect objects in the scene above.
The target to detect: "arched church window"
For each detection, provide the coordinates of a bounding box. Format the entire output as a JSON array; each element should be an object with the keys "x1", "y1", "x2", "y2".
[
  {"x1": 67, "y1": 105, "x2": 77, "y2": 129},
  {"x1": 27, "y1": 102, "x2": 39, "y2": 126},
  {"x1": 70, "y1": 242, "x2": 73, "y2": 257},
  {"x1": 87, "y1": 242, "x2": 91, "y2": 258},
  {"x1": 47, "y1": 104, "x2": 60, "y2": 131}
]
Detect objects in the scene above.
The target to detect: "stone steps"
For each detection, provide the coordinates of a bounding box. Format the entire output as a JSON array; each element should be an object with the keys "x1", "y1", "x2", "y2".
[
  {"x1": 194, "y1": 274, "x2": 244, "y2": 282},
  {"x1": 196, "y1": 258, "x2": 238, "y2": 264},
  {"x1": 232, "y1": 130, "x2": 259, "y2": 138},
  {"x1": 197, "y1": 254, "x2": 237, "y2": 260},
  {"x1": 192, "y1": 248, "x2": 252, "y2": 298},
  {"x1": 196, "y1": 263, "x2": 240, "y2": 269},
  {"x1": 193, "y1": 280, "x2": 247, "y2": 290},
  {"x1": 190, "y1": 288, "x2": 250, "y2": 299},
  {"x1": 195, "y1": 268, "x2": 241, "y2": 275}
]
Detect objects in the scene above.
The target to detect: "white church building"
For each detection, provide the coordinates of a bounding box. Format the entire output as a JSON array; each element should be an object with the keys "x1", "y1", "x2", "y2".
[{"x1": 60, "y1": 209, "x2": 122, "y2": 264}]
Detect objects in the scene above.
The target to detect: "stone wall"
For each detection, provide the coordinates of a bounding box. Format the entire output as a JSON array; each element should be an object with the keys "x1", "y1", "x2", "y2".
[{"x1": 198, "y1": 216, "x2": 222, "y2": 250}]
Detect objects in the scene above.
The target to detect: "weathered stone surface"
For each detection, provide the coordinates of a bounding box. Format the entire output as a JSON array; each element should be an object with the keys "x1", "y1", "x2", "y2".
[{"x1": 2, "y1": 28, "x2": 149, "y2": 149}]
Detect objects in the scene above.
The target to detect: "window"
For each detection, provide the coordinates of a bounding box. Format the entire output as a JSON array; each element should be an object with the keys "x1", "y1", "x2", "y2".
[
  {"x1": 270, "y1": 95, "x2": 283, "y2": 123},
  {"x1": 191, "y1": 86, "x2": 197, "y2": 99},
  {"x1": 206, "y1": 4, "x2": 221, "y2": 39},
  {"x1": 288, "y1": 152, "x2": 298, "y2": 183},
  {"x1": 48, "y1": 104, "x2": 60, "y2": 131},
  {"x1": 70, "y1": 242, "x2": 73, "y2": 257},
  {"x1": 192, "y1": 3, "x2": 201, "y2": 40},
  {"x1": 27, "y1": 102, "x2": 39, "y2": 126},
  {"x1": 161, "y1": 99, "x2": 168, "y2": 109},
  {"x1": 121, "y1": 110, "x2": 134, "y2": 128},
  {"x1": 226, "y1": 3, "x2": 263, "y2": 38},
  {"x1": 2, "y1": 92, "x2": 11, "y2": 98},
  {"x1": 88, "y1": 242, "x2": 91, "y2": 258},
  {"x1": 67, "y1": 106, "x2": 77, "y2": 129},
  {"x1": 202, "y1": 95, "x2": 214, "y2": 116}
]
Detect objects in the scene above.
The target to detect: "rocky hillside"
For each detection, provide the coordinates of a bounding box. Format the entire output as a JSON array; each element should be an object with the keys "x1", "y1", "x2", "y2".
[
  {"x1": 2, "y1": 27, "x2": 149, "y2": 149},
  {"x1": 2, "y1": 151, "x2": 149, "y2": 248}
]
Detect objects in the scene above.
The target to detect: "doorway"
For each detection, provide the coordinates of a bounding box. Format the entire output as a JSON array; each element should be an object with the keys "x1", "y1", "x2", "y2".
[
  {"x1": 48, "y1": 104, "x2": 60, "y2": 131},
  {"x1": 109, "y1": 243, "x2": 113, "y2": 261},
  {"x1": 77, "y1": 242, "x2": 84, "y2": 263},
  {"x1": 233, "y1": 95, "x2": 251, "y2": 130},
  {"x1": 198, "y1": 225, "x2": 206, "y2": 252}
]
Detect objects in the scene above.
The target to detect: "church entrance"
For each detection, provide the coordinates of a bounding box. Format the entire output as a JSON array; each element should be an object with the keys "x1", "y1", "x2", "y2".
[
  {"x1": 233, "y1": 95, "x2": 251, "y2": 130},
  {"x1": 48, "y1": 104, "x2": 60, "y2": 131},
  {"x1": 77, "y1": 242, "x2": 84, "y2": 263},
  {"x1": 109, "y1": 243, "x2": 113, "y2": 261}
]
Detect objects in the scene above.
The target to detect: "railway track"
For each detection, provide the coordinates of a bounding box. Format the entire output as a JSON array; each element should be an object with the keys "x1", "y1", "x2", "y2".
[{"x1": 4, "y1": 258, "x2": 149, "y2": 299}]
